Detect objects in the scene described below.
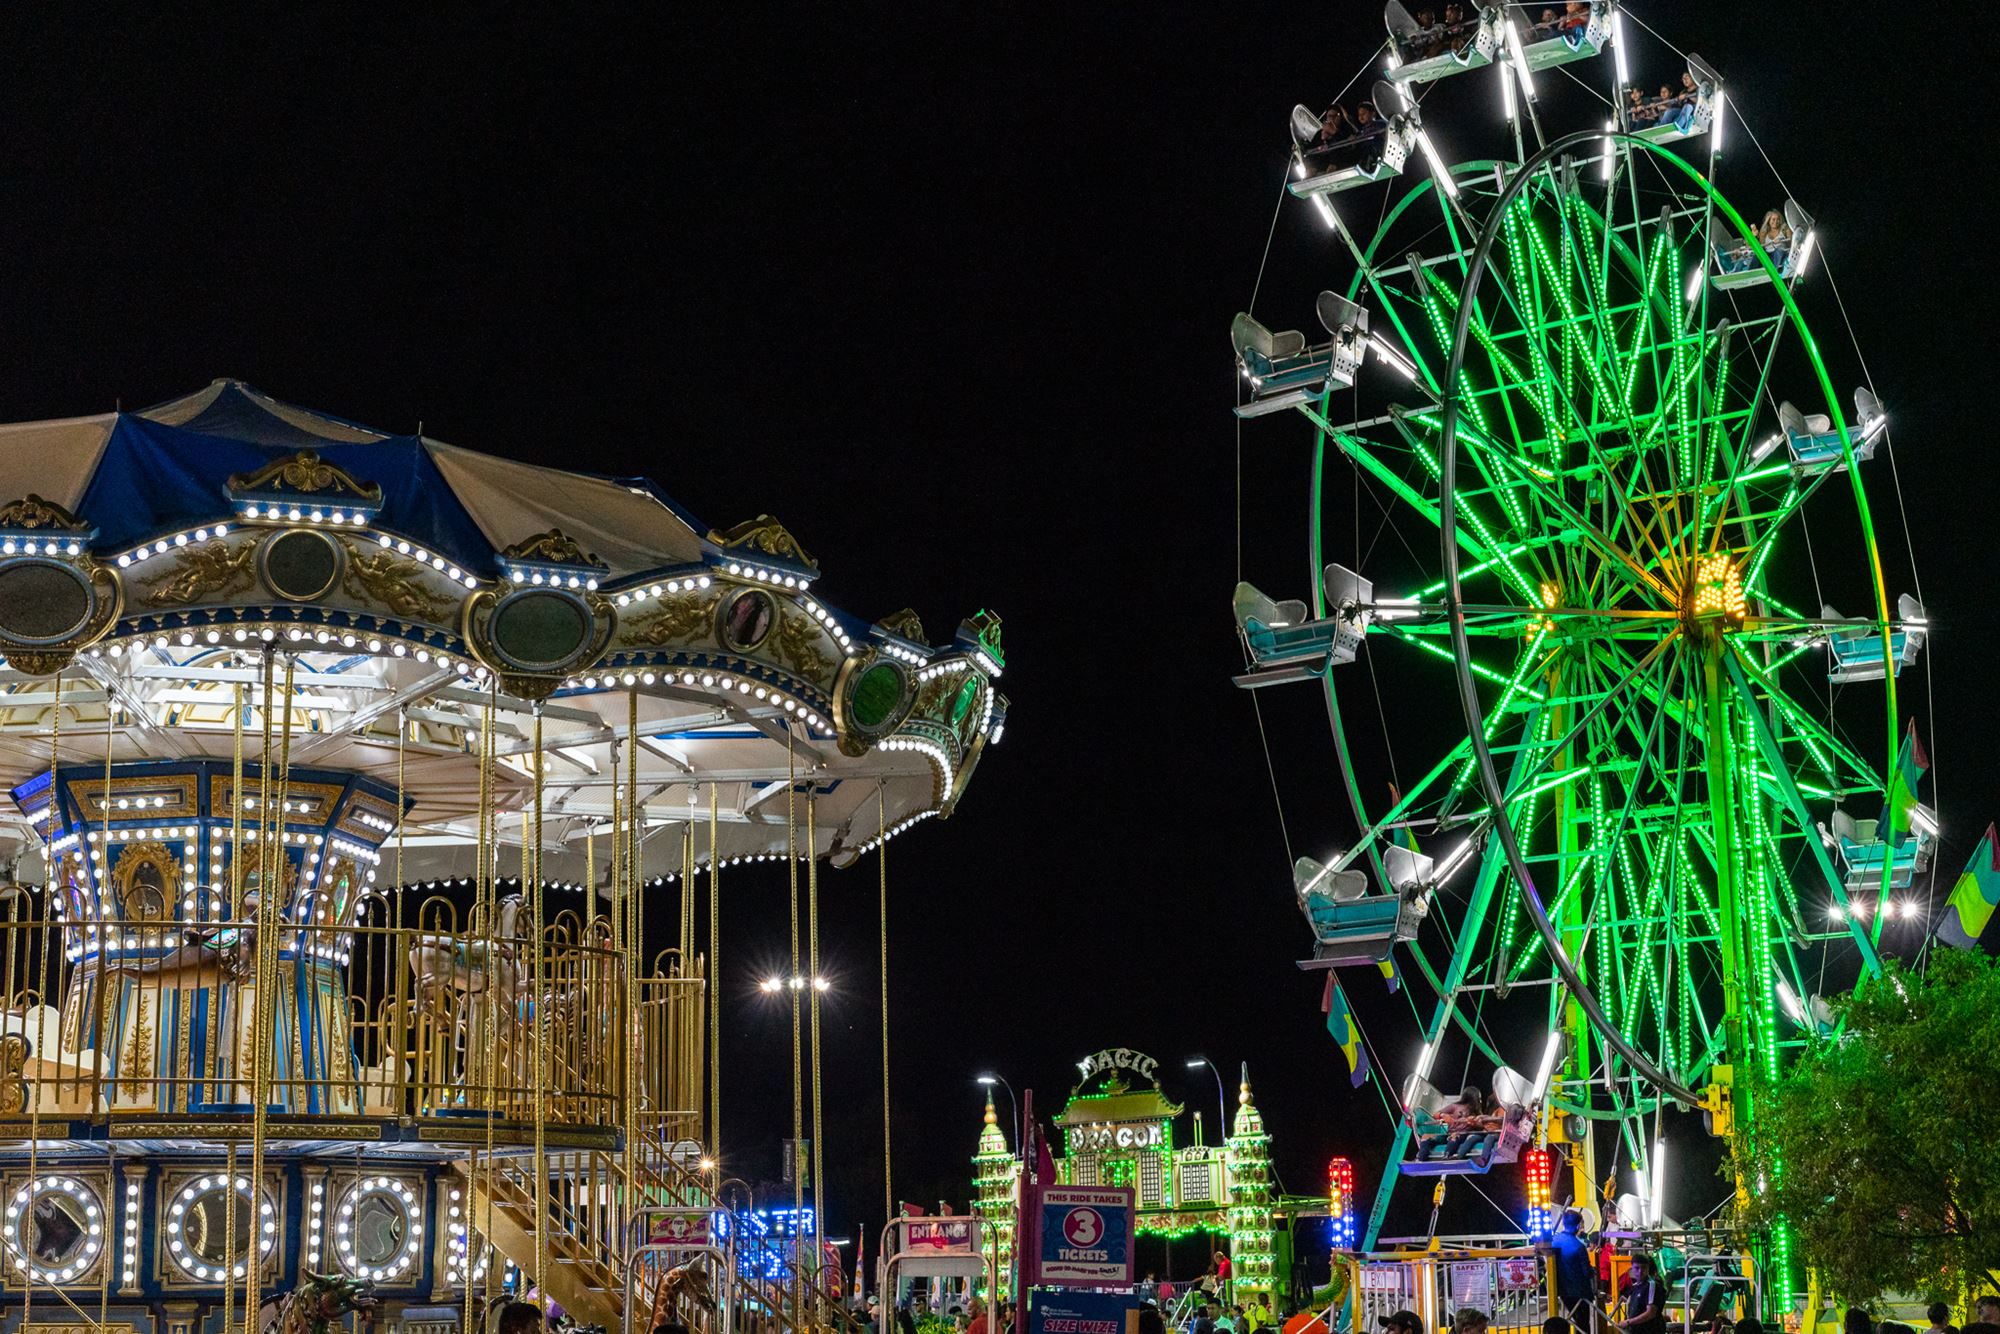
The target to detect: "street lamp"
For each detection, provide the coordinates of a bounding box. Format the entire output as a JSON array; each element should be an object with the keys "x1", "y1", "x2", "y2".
[
  {"x1": 762, "y1": 974, "x2": 832, "y2": 992},
  {"x1": 1186, "y1": 1057, "x2": 1229, "y2": 1144},
  {"x1": 975, "y1": 1074, "x2": 1021, "y2": 1152}
]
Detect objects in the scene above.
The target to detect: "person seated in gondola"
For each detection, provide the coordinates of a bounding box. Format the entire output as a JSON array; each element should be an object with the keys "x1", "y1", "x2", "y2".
[
  {"x1": 1353, "y1": 101, "x2": 1386, "y2": 139},
  {"x1": 1534, "y1": 8, "x2": 1561, "y2": 38},
  {"x1": 1558, "y1": 2, "x2": 1591, "y2": 37},
  {"x1": 1756, "y1": 208, "x2": 1792, "y2": 268},
  {"x1": 1411, "y1": 8, "x2": 1445, "y2": 58},
  {"x1": 1315, "y1": 104, "x2": 1355, "y2": 150},
  {"x1": 1442, "y1": 4, "x2": 1477, "y2": 55},
  {"x1": 1626, "y1": 87, "x2": 1658, "y2": 127},
  {"x1": 1421, "y1": 1084, "x2": 1487, "y2": 1158}
]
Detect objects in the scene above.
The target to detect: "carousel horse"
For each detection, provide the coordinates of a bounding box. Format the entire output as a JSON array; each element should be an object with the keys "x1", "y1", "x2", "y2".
[
  {"x1": 99, "y1": 891, "x2": 261, "y2": 992},
  {"x1": 408, "y1": 893, "x2": 529, "y2": 1019},
  {"x1": 649, "y1": 1260, "x2": 717, "y2": 1332},
  {"x1": 262, "y1": 1270, "x2": 377, "y2": 1334}
]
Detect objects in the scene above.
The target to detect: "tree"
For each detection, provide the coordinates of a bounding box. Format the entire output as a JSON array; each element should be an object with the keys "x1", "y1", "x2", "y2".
[{"x1": 1736, "y1": 949, "x2": 2000, "y2": 1304}]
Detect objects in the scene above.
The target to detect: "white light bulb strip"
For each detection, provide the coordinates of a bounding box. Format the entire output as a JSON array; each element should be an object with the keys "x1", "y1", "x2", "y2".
[
  {"x1": 569, "y1": 667, "x2": 827, "y2": 731},
  {"x1": 509, "y1": 567, "x2": 600, "y2": 591},
  {"x1": 306, "y1": 1179, "x2": 327, "y2": 1270},
  {"x1": 121, "y1": 1177, "x2": 140, "y2": 1286},
  {"x1": 4, "y1": 536, "x2": 87, "y2": 558},
  {"x1": 370, "y1": 532, "x2": 479, "y2": 589},
  {"x1": 241, "y1": 502, "x2": 370, "y2": 528},
  {"x1": 112, "y1": 525, "x2": 233, "y2": 569},
  {"x1": 799, "y1": 599, "x2": 854, "y2": 653},
  {"x1": 875, "y1": 639, "x2": 927, "y2": 666},
  {"x1": 612, "y1": 574, "x2": 713, "y2": 608},
  {"x1": 722, "y1": 558, "x2": 812, "y2": 591},
  {"x1": 879, "y1": 735, "x2": 955, "y2": 795},
  {"x1": 5, "y1": 1176, "x2": 104, "y2": 1285}
]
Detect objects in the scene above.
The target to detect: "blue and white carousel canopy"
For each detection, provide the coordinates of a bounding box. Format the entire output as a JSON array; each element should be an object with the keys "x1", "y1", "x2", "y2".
[
  {"x1": 0, "y1": 380, "x2": 1005, "y2": 877},
  {"x1": 0, "y1": 378, "x2": 709, "y2": 581}
]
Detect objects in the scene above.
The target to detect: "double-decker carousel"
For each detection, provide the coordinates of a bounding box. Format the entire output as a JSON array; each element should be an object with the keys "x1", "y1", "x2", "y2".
[{"x1": 0, "y1": 379, "x2": 1005, "y2": 1334}]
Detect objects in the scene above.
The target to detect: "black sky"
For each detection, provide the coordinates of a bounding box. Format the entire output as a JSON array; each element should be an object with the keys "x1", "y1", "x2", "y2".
[{"x1": 2, "y1": 4, "x2": 1995, "y2": 1255}]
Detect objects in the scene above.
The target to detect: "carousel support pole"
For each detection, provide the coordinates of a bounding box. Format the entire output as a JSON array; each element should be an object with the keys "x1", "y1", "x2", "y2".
[
  {"x1": 808, "y1": 792, "x2": 825, "y2": 1310},
  {"x1": 787, "y1": 739, "x2": 804, "y2": 1321},
  {"x1": 533, "y1": 703, "x2": 550, "y2": 1309},
  {"x1": 878, "y1": 785, "x2": 893, "y2": 1231},
  {"x1": 708, "y1": 782, "x2": 721, "y2": 1166}
]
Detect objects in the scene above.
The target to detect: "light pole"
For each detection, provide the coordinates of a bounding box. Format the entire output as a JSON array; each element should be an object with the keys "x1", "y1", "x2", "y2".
[
  {"x1": 1186, "y1": 1057, "x2": 1229, "y2": 1144},
  {"x1": 975, "y1": 1074, "x2": 1020, "y2": 1152}
]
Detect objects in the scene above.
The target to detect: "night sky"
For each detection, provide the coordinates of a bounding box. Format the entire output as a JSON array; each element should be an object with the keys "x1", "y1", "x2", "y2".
[{"x1": 1, "y1": 4, "x2": 1992, "y2": 1260}]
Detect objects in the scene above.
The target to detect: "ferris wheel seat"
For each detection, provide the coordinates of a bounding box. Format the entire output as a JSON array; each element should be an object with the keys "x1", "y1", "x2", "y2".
[
  {"x1": 1515, "y1": 5, "x2": 1612, "y2": 73},
  {"x1": 1299, "y1": 892, "x2": 1419, "y2": 966},
  {"x1": 1233, "y1": 572, "x2": 1373, "y2": 684},
  {"x1": 1290, "y1": 132, "x2": 1412, "y2": 200},
  {"x1": 1232, "y1": 310, "x2": 1369, "y2": 418},
  {"x1": 1825, "y1": 805, "x2": 1936, "y2": 891},
  {"x1": 1382, "y1": 1, "x2": 1501, "y2": 87},
  {"x1": 1825, "y1": 619, "x2": 1924, "y2": 682}
]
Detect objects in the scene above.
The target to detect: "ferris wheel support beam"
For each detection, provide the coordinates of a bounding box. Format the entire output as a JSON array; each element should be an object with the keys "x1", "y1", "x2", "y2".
[{"x1": 1359, "y1": 703, "x2": 1547, "y2": 1252}]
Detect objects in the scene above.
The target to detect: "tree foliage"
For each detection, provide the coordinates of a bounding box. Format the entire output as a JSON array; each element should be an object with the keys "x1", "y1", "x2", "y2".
[{"x1": 1735, "y1": 950, "x2": 2000, "y2": 1304}]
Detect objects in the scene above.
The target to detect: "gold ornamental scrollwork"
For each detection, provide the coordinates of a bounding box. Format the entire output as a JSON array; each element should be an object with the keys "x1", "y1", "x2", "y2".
[
  {"x1": 501, "y1": 528, "x2": 602, "y2": 568},
  {"x1": 2, "y1": 558, "x2": 124, "y2": 677},
  {"x1": 774, "y1": 612, "x2": 833, "y2": 683},
  {"x1": 0, "y1": 1033, "x2": 26, "y2": 1115},
  {"x1": 629, "y1": 591, "x2": 720, "y2": 646},
  {"x1": 876, "y1": 608, "x2": 928, "y2": 646},
  {"x1": 711, "y1": 515, "x2": 816, "y2": 570},
  {"x1": 112, "y1": 841, "x2": 180, "y2": 921},
  {"x1": 227, "y1": 450, "x2": 383, "y2": 505},
  {"x1": 0, "y1": 495, "x2": 90, "y2": 531},
  {"x1": 142, "y1": 542, "x2": 256, "y2": 606},
  {"x1": 339, "y1": 538, "x2": 459, "y2": 622}
]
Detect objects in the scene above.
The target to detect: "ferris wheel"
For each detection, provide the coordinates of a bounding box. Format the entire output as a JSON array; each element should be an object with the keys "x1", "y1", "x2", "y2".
[{"x1": 1228, "y1": 0, "x2": 1932, "y2": 1291}]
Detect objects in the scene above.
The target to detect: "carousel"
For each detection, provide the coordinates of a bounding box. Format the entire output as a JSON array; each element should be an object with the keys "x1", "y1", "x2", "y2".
[{"x1": 0, "y1": 379, "x2": 1006, "y2": 1334}]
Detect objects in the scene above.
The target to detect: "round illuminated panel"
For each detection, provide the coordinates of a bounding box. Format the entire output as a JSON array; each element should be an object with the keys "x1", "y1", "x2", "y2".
[
  {"x1": 164, "y1": 1175, "x2": 274, "y2": 1283},
  {"x1": 0, "y1": 561, "x2": 92, "y2": 643},
  {"x1": 334, "y1": 1176, "x2": 423, "y2": 1283},
  {"x1": 492, "y1": 590, "x2": 590, "y2": 669},
  {"x1": 261, "y1": 528, "x2": 341, "y2": 601},
  {"x1": 720, "y1": 588, "x2": 777, "y2": 651},
  {"x1": 5, "y1": 1176, "x2": 104, "y2": 1285},
  {"x1": 849, "y1": 662, "x2": 905, "y2": 731}
]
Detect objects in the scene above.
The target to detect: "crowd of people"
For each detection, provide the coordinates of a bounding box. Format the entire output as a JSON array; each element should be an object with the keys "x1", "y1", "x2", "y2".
[{"x1": 1716, "y1": 207, "x2": 1795, "y2": 275}]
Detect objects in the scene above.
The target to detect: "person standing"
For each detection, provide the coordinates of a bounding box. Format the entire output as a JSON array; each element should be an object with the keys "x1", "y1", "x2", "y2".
[
  {"x1": 1547, "y1": 1210, "x2": 1596, "y2": 1324},
  {"x1": 1616, "y1": 1256, "x2": 1666, "y2": 1334},
  {"x1": 1211, "y1": 1251, "x2": 1234, "y2": 1305}
]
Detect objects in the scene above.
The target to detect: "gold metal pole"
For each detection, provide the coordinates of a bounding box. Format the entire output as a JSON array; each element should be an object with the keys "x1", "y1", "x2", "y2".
[
  {"x1": 807, "y1": 792, "x2": 824, "y2": 1301},
  {"x1": 532, "y1": 705, "x2": 549, "y2": 1307},
  {"x1": 787, "y1": 740, "x2": 803, "y2": 1317},
  {"x1": 879, "y1": 785, "x2": 893, "y2": 1225}
]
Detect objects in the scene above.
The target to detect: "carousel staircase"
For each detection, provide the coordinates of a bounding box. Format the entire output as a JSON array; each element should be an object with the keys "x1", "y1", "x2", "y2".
[
  {"x1": 455, "y1": 1159, "x2": 627, "y2": 1329},
  {"x1": 457, "y1": 1145, "x2": 861, "y2": 1334}
]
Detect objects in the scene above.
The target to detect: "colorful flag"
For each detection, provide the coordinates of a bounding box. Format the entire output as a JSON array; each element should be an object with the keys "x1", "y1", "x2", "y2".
[
  {"x1": 1938, "y1": 823, "x2": 2000, "y2": 951},
  {"x1": 1377, "y1": 954, "x2": 1401, "y2": 994},
  {"x1": 1322, "y1": 974, "x2": 1371, "y2": 1088},
  {"x1": 1880, "y1": 720, "x2": 1930, "y2": 838}
]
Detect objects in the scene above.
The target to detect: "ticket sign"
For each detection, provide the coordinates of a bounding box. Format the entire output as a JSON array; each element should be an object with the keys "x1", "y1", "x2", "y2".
[{"x1": 1037, "y1": 1186, "x2": 1134, "y2": 1286}]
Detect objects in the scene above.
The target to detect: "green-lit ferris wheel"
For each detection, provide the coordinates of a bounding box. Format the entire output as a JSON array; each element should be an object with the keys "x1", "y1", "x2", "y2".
[{"x1": 1230, "y1": 2, "x2": 1930, "y2": 1308}]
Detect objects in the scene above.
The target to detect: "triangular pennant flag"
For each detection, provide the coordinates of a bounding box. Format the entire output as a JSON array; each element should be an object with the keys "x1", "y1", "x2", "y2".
[
  {"x1": 1377, "y1": 953, "x2": 1401, "y2": 994},
  {"x1": 1322, "y1": 973, "x2": 1371, "y2": 1088},
  {"x1": 1880, "y1": 720, "x2": 1931, "y2": 838},
  {"x1": 1938, "y1": 823, "x2": 2000, "y2": 951}
]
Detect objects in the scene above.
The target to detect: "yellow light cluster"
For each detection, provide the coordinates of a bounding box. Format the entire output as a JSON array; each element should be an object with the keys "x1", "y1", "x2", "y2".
[{"x1": 1689, "y1": 554, "x2": 1746, "y2": 623}]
